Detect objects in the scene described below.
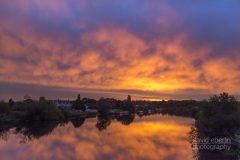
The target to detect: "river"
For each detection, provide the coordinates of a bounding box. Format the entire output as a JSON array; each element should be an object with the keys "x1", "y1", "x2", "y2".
[{"x1": 0, "y1": 114, "x2": 194, "y2": 160}]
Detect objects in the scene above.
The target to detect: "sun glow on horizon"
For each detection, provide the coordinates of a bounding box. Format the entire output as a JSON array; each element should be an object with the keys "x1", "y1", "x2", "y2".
[{"x1": 0, "y1": 0, "x2": 240, "y2": 100}]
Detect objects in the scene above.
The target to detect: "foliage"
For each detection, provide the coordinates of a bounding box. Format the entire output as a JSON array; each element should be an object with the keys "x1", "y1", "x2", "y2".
[
  {"x1": 127, "y1": 95, "x2": 131, "y2": 101},
  {"x1": 200, "y1": 92, "x2": 239, "y2": 119},
  {"x1": 59, "y1": 108, "x2": 71, "y2": 119},
  {"x1": 72, "y1": 95, "x2": 86, "y2": 111},
  {"x1": 189, "y1": 93, "x2": 240, "y2": 159},
  {"x1": 39, "y1": 96, "x2": 46, "y2": 101},
  {"x1": 82, "y1": 98, "x2": 97, "y2": 109},
  {"x1": 23, "y1": 101, "x2": 64, "y2": 121},
  {"x1": 116, "y1": 100, "x2": 122, "y2": 108},
  {"x1": 0, "y1": 102, "x2": 11, "y2": 114},
  {"x1": 196, "y1": 92, "x2": 240, "y2": 137},
  {"x1": 24, "y1": 98, "x2": 33, "y2": 104},
  {"x1": 97, "y1": 98, "x2": 111, "y2": 116},
  {"x1": 1, "y1": 99, "x2": 71, "y2": 122},
  {"x1": 120, "y1": 100, "x2": 135, "y2": 114},
  {"x1": 8, "y1": 99, "x2": 15, "y2": 106}
]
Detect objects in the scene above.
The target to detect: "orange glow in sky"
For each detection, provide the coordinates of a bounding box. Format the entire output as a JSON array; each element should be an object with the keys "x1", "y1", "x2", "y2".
[{"x1": 0, "y1": 0, "x2": 240, "y2": 100}]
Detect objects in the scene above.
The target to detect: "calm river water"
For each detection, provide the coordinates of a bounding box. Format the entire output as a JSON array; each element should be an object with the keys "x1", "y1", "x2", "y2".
[{"x1": 0, "y1": 114, "x2": 194, "y2": 160}]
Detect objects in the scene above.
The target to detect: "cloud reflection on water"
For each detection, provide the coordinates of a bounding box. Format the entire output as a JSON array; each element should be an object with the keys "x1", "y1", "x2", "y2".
[{"x1": 0, "y1": 115, "x2": 194, "y2": 160}]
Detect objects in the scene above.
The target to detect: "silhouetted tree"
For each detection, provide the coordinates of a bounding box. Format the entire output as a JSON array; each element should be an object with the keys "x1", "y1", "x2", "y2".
[
  {"x1": 127, "y1": 95, "x2": 131, "y2": 101},
  {"x1": 72, "y1": 94, "x2": 86, "y2": 111},
  {"x1": 24, "y1": 95, "x2": 30, "y2": 100},
  {"x1": 189, "y1": 93, "x2": 240, "y2": 159},
  {"x1": 39, "y1": 96, "x2": 46, "y2": 101},
  {"x1": 120, "y1": 95, "x2": 135, "y2": 114},
  {"x1": 116, "y1": 100, "x2": 122, "y2": 108},
  {"x1": 23, "y1": 95, "x2": 33, "y2": 104},
  {"x1": 98, "y1": 98, "x2": 111, "y2": 116},
  {"x1": 8, "y1": 99, "x2": 15, "y2": 106},
  {"x1": 82, "y1": 98, "x2": 97, "y2": 109},
  {"x1": 201, "y1": 92, "x2": 239, "y2": 118}
]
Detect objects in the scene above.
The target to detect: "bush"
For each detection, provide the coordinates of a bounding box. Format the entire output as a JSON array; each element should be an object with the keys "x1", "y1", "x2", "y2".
[
  {"x1": 20, "y1": 101, "x2": 64, "y2": 121},
  {"x1": 59, "y1": 108, "x2": 71, "y2": 119},
  {"x1": 0, "y1": 102, "x2": 11, "y2": 114}
]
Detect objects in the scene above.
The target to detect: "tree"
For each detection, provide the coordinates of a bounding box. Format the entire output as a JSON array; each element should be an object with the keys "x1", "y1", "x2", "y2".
[
  {"x1": 190, "y1": 93, "x2": 240, "y2": 159},
  {"x1": 200, "y1": 92, "x2": 239, "y2": 119},
  {"x1": 72, "y1": 94, "x2": 86, "y2": 111},
  {"x1": 82, "y1": 98, "x2": 97, "y2": 109},
  {"x1": 24, "y1": 95, "x2": 31, "y2": 100},
  {"x1": 120, "y1": 95, "x2": 135, "y2": 114},
  {"x1": 127, "y1": 95, "x2": 131, "y2": 101},
  {"x1": 98, "y1": 98, "x2": 111, "y2": 116},
  {"x1": 39, "y1": 96, "x2": 46, "y2": 101},
  {"x1": 116, "y1": 100, "x2": 122, "y2": 108},
  {"x1": 8, "y1": 99, "x2": 15, "y2": 106},
  {"x1": 24, "y1": 95, "x2": 33, "y2": 104}
]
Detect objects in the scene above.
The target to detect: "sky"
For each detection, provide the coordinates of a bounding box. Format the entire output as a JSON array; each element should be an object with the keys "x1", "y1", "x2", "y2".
[{"x1": 0, "y1": 0, "x2": 240, "y2": 101}]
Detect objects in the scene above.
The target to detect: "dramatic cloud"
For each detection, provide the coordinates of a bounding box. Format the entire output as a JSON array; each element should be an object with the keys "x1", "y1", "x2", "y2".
[{"x1": 0, "y1": 0, "x2": 240, "y2": 100}]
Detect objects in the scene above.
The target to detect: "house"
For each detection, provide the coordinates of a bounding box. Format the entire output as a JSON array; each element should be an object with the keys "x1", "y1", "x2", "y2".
[{"x1": 52, "y1": 100, "x2": 74, "y2": 110}]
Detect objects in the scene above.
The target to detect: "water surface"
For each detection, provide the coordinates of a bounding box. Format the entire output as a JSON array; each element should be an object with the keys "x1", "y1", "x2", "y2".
[{"x1": 0, "y1": 114, "x2": 194, "y2": 160}]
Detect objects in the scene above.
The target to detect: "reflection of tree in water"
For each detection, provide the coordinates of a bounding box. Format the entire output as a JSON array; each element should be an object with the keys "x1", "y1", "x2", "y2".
[
  {"x1": 0, "y1": 123, "x2": 16, "y2": 141},
  {"x1": 117, "y1": 114, "x2": 135, "y2": 125},
  {"x1": 189, "y1": 124, "x2": 240, "y2": 160},
  {"x1": 0, "y1": 129, "x2": 10, "y2": 141},
  {"x1": 188, "y1": 93, "x2": 240, "y2": 160},
  {"x1": 14, "y1": 121, "x2": 60, "y2": 143},
  {"x1": 71, "y1": 117, "x2": 85, "y2": 128},
  {"x1": 96, "y1": 115, "x2": 111, "y2": 132},
  {"x1": 0, "y1": 121, "x2": 68, "y2": 143},
  {"x1": 137, "y1": 114, "x2": 143, "y2": 118}
]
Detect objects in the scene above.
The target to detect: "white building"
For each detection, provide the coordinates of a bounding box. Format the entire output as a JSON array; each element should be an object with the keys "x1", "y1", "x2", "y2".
[{"x1": 52, "y1": 100, "x2": 73, "y2": 109}]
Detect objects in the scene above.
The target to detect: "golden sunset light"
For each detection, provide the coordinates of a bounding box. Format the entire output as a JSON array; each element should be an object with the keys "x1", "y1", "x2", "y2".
[
  {"x1": 1, "y1": 2, "x2": 240, "y2": 160},
  {"x1": 1, "y1": 2, "x2": 240, "y2": 159},
  {"x1": 0, "y1": 0, "x2": 240, "y2": 100}
]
